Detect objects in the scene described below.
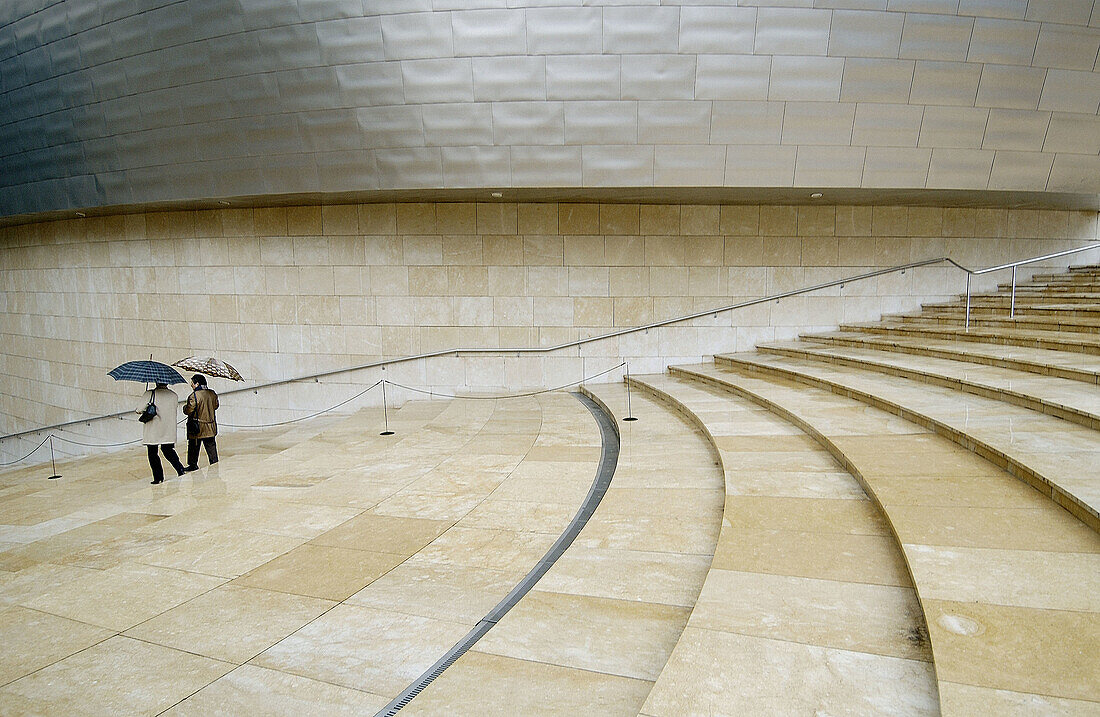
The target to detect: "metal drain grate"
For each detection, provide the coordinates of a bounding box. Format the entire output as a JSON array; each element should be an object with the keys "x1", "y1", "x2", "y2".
[{"x1": 375, "y1": 391, "x2": 620, "y2": 716}]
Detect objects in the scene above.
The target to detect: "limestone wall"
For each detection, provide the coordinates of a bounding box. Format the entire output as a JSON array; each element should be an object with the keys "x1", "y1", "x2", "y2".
[{"x1": 1, "y1": 201, "x2": 1097, "y2": 449}]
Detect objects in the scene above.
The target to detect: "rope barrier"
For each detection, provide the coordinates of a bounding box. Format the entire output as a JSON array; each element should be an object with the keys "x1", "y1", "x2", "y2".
[
  {"x1": 0, "y1": 434, "x2": 51, "y2": 466},
  {"x1": 0, "y1": 363, "x2": 628, "y2": 469},
  {"x1": 51, "y1": 434, "x2": 144, "y2": 448},
  {"x1": 218, "y1": 379, "x2": 384, "y2": 429}
]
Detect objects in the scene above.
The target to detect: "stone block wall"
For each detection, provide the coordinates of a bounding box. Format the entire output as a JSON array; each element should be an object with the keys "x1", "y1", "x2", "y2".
[{"x1": 1, "y1": 201, "x2": 1097, "y2": 453}]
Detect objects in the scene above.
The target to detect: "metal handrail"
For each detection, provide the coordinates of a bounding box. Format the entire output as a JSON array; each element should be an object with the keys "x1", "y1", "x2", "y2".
[
  {"x1": 960, "y1": 242, "x2": 1100, "y2": 327},
  {"x1": 3, "y1": 242, "x2": 1098, "y2": 443}
]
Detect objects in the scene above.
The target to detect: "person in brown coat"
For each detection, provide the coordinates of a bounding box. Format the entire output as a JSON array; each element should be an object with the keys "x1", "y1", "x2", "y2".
[{"x1": 183, "y1": 373, "x2": 219, "y2": 471}]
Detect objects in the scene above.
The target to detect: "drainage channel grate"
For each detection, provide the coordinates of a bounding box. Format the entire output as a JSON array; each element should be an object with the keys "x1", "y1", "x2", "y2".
[{"x1": 375, "y1": 391, "x2": 620, "y2": 716}]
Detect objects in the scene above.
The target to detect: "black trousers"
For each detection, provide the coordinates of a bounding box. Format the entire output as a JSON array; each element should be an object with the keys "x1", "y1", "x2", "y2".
[
  {"x1": 148, "y1": 444, "x2": 184, "y2": 482},
  {"x1": 187, "y1": 437, "x2": 219, "y2": 467}
]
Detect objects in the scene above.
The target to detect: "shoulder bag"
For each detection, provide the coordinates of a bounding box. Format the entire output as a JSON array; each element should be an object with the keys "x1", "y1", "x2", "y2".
[{"x1": 139, "y1": 392, "x2": 157, "y2": 423}]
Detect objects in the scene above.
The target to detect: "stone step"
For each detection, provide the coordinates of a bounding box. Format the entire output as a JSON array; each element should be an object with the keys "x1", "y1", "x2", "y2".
[
  {"x1": 921, "y1": 304, "x2": 1100, "y2": 319},
  {"x1": 885, "y1": 312, "x2": 1100, "y2": 334},
  {"x1": 960, "y1": 293, "x2": 1100, "y2": 305},
  {"x1": 993, "y1": 286, "x2": 1100, "y2": 298},
  {"x1": 1012, "y1": 269, "x2": 1100, "y2": 284},
  {"x1": 626, "y1": 372, "x2": 936, "y2": 716},
  {"x1": 1068, "y1": 264, "x2": 1100, "y2": 275},
  {"x1": 710, "y1": 351, "x2": 1100, "y2": 532},
  {"x1": 839, "y1": 321, "x2": 1100, "y2": 355},
  {"x1": 756, "y1": 340, "x2": 1100, "y2": 430},
  {"x1": 661, "y1": 361, "x2": 1100, "y2": 713},
  {"x1": 803, "y1": 330, "x2": 1100, "y2": 385}
]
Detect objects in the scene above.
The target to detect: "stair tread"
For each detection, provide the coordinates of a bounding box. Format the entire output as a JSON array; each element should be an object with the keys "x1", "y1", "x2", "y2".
[
  {"x1": 805, "y1": 330, "x2": 1100, "y2": 383},
  {"x1": 662, "y1": 361, "x2": 1100, "y2": 707},
  {"x1": 712, "y1": 351, "x2": 1100, "y2": 527},
  {"x1": 756, "y1": 340, "x2": 1100, "y2": 426},
  {"x1": 628, "y1": 372, "x2": 938, "y2": 714},
  {"x1": 841, "y1": 321, "x2": 1100, "y2": 351}
]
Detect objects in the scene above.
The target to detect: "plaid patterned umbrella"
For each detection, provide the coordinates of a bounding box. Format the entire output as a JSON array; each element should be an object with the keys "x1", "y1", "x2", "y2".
[
  {"x1": 172, "y1": 356, "x2": 244, "y2": 381},
  {"x1": 107, "y1": 360, "x2": 186, "y2": 385}
]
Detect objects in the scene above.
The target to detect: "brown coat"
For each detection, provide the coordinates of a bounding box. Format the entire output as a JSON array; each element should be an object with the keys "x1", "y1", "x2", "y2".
[{"x1": 184, "y1": 388, "x2": 219, "y2": 439}]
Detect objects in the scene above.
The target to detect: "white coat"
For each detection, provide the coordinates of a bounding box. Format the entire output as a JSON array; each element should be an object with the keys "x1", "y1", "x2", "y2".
[{"x1": 138, "y1": 386, "x2": 179, "y2": 445}]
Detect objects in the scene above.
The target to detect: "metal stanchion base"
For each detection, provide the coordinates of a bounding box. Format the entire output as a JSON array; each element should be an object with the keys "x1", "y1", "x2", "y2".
[
  {"x1": 379, "y1": 430, "x2": 395, "y2": 436},
  {"x1": 623, "y1": 416, "x2": 638, "y2": 422},
  {"x1": 48, "y1": 474, "x2": 61, "y2": 480}
]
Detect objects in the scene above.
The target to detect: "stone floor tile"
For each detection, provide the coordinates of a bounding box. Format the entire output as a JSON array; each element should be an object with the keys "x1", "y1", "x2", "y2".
[
  {"x1": 139, "y1": 528, "x2": 304, "y2": 578},
  {"x1": 252, "y1": 603, "x2": 471, "y2": 698},
  {"x1": 538, "y1": 546, "x2": 712, "y2": 607},
  {"x1": 403, "y1": 651, "x2": 652, "y2": 716},
  {"x1": 0, "y1": 562, "x2": 100, "y2": 606},
  {"x1": 232, "y1": 543, "x2": 405, "y2": 601},
  {"x1": 410, "y1": 525, "x2": 557, "y2": 573},
  {"x1": 459, "y1": 498, "x2": 578, "y2": 534},
  {"x1": 0, "y1": 635, "x2": 233, "y2": 716},
  {"x1": 937, "y1": 680, "x2": 1100, "y2": 716},
  {"x1": 723, "y1": 495, "x2": 888, "y2": 536},
  {"x1": 123, "y1": 584, "x2": 335, "y2": 664},
  {"x1": 712, "y1": 527, "x2": 913, "y2": 587},
  {"x1": 640, "y1": 626, "x2": 937, "y2": 716},
  {"x1": 309, "y1": 512, "x2": 452, "y2": 555},
  {"x1": 725, "y1": 468, "x2": 870, "y2": 499},
  {"x1": 23, "y1": 561, "x2": 225, "y2": 631},
  {"x1": 474, "y1": 589, "x2": 690, "y2": 682},
  {"x1": 924, "y1": 598, "x2": 1100, "y2": 702},
  {"x1": 887, "y1": 504, "x2": 1100, "y2": 551},
  {"x1": 572, "y1": 511, "x2": 721, "y2": 554},
  {"x1": 0, "y1": 606, "x2": 114, "y2": 686},
  {"x1": 691, "y1": 569, "x2": 930, "y2": 661},
  {"x1": 904, "y1": 544, "x2": 1100, "y2": 611},
  {"x1": 163, "y1": 664, "x2": 388, "y2": 716},
  {"x1": 345, "y1": 557, "x2": 523, "y2": 625}
]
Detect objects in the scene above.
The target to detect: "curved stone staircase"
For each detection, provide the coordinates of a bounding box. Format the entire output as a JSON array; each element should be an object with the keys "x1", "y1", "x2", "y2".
[
  {"x1": 632, "y1": 264, "x2": 1100, "y2": 714},
  {"x1": 2, "y1": 266, "x2": 1098, "y2": 715}
]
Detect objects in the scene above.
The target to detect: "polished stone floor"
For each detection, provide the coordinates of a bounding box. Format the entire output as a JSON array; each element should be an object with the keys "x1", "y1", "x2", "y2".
[{"x1": 0, "y1": 390, "x2": 725, "y2": 715}]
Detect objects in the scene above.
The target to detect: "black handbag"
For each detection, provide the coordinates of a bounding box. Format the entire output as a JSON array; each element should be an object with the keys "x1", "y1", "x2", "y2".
[
  {"x1": 186, "y1": 392, "x2": 200, "y2": 437},
  {"x1": 139, "y1": 393, "x2": 157, "y2": 423}
]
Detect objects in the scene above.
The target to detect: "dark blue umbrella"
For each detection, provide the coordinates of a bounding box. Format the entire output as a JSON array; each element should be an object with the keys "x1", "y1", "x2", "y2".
[{"x1": 107, "y1": 360, "x2": 186, "y2": 385}]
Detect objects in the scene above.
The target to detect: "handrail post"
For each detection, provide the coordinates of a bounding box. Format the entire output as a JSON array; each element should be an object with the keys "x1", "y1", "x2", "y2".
[
  {"x1": 1010, "y1": 266, "x2": 1017, "y2": 318},
  {"x1": 964, "y1": 273, "x2": 971, "y2": 332}
]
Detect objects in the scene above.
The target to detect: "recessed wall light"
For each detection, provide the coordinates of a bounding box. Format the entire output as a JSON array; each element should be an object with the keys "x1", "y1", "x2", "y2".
[
  {"x1": 75, "y1": 212, "x2": 86, "y2": 217},
  {"x1": 490, "y1": 192, "x2": 503, "y2": 198},
  {"x1": 810, "y1": 192, "x2": 823, "y2": 199},
  {"x1": 218, "y1": 200, "x2": 231, "y2": 206}
]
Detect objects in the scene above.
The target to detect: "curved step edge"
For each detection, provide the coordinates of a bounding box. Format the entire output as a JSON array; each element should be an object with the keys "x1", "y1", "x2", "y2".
[{"x1": 709, "y1": 355, "x2": 1099, "y2": 533}]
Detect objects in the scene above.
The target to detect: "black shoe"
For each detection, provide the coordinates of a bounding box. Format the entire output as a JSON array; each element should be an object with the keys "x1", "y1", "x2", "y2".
[
  {"x1": 183, "y1": 465, "x2": 199, "y2": 472},
  {"x1": 176, "y1": 470, "x2": 186, "y2": 477},
  {"x1": 151, "y1": 479, "x2": 163, "y2": 484}
]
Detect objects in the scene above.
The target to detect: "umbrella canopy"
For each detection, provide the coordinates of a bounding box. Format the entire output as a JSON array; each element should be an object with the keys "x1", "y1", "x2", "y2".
[
  {"x1": 172, "y1": 356, "x2": 244, "y2": 381},
  {"x1": 108, "y1": 360, "x2": 186, "y2": 385}
]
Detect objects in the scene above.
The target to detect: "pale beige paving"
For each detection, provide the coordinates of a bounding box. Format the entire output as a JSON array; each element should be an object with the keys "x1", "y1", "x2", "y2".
[
  {"x1": 408, "y1": 384, "x2": 724, "y2": 711},
  {"x1": 0, "y1": 397, "x2": 571, "y2": 712}
]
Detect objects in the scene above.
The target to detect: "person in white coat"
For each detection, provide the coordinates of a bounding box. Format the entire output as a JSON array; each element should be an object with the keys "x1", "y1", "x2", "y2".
[{"x1": 138, "y1": 382, "x2": 186, "y2": 484}]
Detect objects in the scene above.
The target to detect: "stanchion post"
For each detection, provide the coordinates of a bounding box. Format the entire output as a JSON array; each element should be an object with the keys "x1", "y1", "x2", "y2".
[
  {"x1": 47, "y1": 435, "x2": 61, "y2": 480},
  {"x1": 380, "y1": 380, "x2": 394, "y2": 436},
  {"x1": 623, "y1": 363, "x2": 638, "y2": 422}
]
